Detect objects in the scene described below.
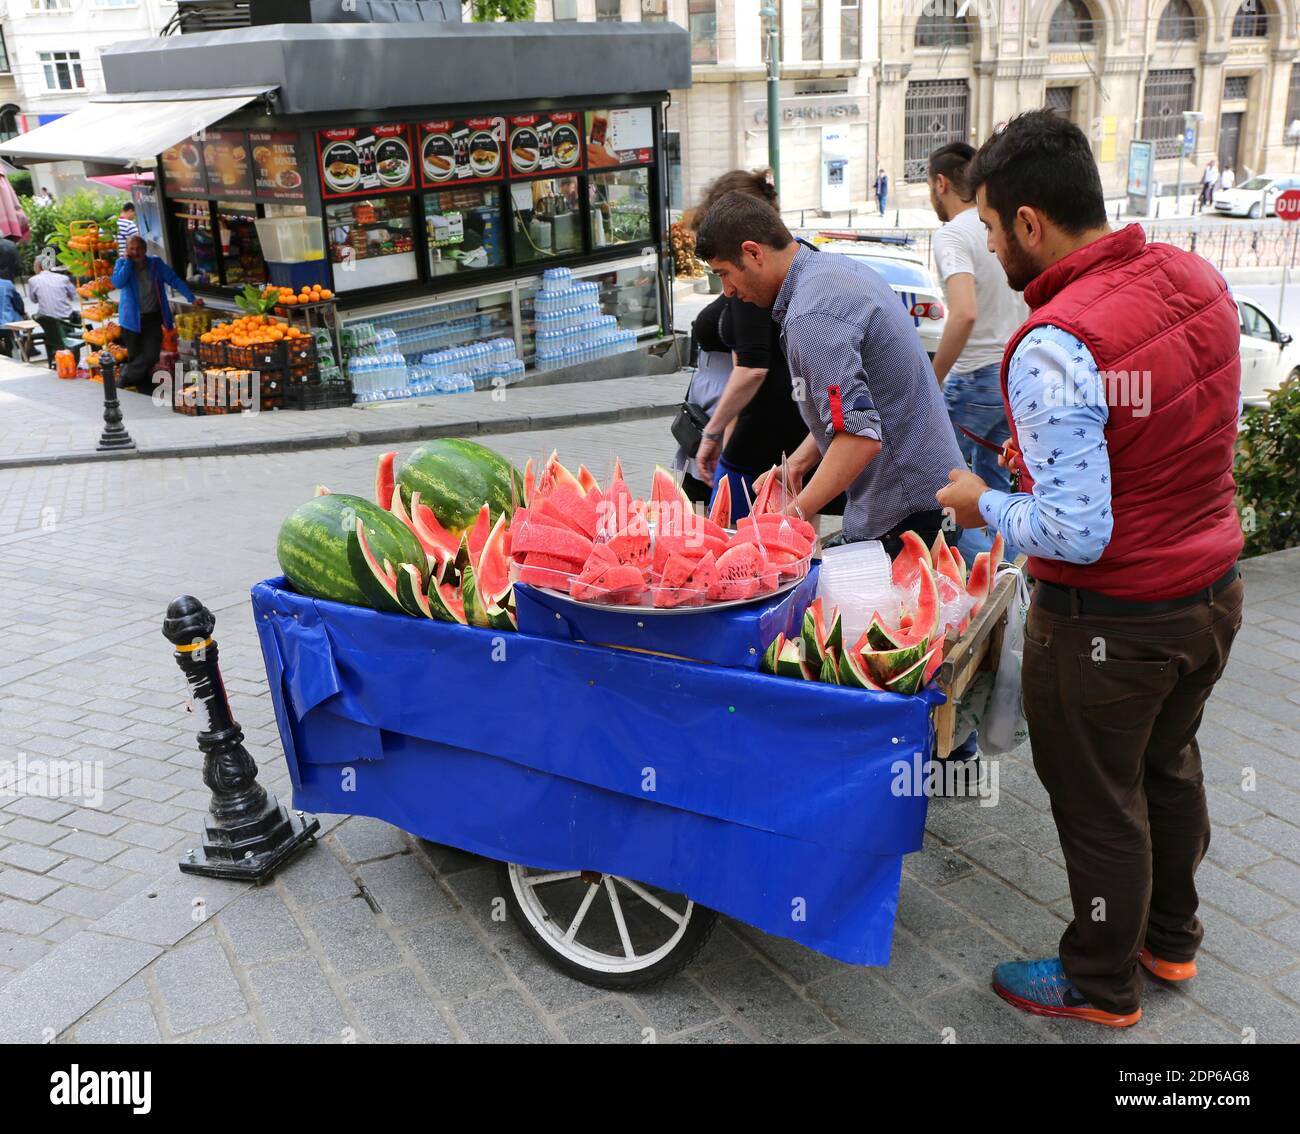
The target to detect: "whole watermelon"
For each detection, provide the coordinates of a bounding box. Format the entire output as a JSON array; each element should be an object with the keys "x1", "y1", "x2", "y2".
[
  {"x1": 277, "y1": 493, "x2": 426, "y2": 607},
  {"x1": 396, "y1": 438, "x2": 524, "y2": 534}
]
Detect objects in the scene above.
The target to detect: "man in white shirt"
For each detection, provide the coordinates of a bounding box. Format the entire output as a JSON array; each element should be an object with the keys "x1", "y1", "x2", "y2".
[
  {"x1": 1220, "y1": 166, "x2": 1235, "y2": 192},
  {"x1": 1196, "y1": 158, "x2": 1218, "y2": 213},
  {"x1": 927, "y1": 142, "x2": 1028, "y2": 552},
  {"x1": 26, "y1": 263, "x2": 78, "y2": 321}
]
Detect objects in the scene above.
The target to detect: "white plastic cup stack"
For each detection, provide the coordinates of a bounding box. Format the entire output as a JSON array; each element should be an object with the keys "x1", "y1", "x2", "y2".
[{"x1": 815, "y1": 540, "x2": 897, "y2": 647}]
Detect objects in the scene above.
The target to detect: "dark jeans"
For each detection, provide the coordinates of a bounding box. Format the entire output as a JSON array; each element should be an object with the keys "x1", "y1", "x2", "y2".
[
  {"x1": 122, "y1": 311, "x2": 163, "y2": 388},
  {"x1": 1023, "y1": 573, "x2": 1244, "y2": 1014}
]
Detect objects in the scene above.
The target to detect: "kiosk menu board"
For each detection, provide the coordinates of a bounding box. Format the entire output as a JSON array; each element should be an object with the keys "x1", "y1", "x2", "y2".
[
  {"x1": 250, "y1": 131, "x2": 306, "y2": 201},
  {"x1": 585, "y1": 108, "x2": 655, "y2": 168},
  {"x1": 317, "y1": 124, "x2": 416, "y2": 199},
  {"x1": 507, "y1": 112, "x2": 584, "y2": 177},
  {"x1": 161, "y1": 139, "x2": 207, "y2": 196},
  {"x1": 419, "y1": 116, "x2": 506, "y2": 188},
  {"x1": 200, "y1": 130, "x2": 254, "y2": 199}
]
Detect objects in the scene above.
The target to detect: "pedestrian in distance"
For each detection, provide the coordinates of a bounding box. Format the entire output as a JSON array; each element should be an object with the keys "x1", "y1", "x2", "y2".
[
  {"x1": 1196, "y1": 157, "x2": 1218, "y2": 213},
  {"x1": 115, "y1": 201, "x2": 139, "y2": 260},
  {"x1": 112, "y1": 235, "x2": 200, "y2": 391},
  {"x1": 937, "y1": 109, "x2": 1244, "y2": 1030},
  {"x1": 874, "y1": 167, "x2": 889, "y2": 216}
]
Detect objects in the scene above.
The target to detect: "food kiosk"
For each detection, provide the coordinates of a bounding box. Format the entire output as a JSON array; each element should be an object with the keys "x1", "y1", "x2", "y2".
[{"x1": 0, "y1": 21, "x2": 690, "y2": 375}]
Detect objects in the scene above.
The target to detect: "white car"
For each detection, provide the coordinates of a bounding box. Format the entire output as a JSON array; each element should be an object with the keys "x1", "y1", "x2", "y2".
[
  {"x1": 1237, "y1": 295, "x2": 1299, "y2": 406},
  {"x1": 815, "y1": 237, "x2": 947, "y2": 356},
  {"x1": 1214, "y1": 174, "x2": 1300, "y2": 219}
]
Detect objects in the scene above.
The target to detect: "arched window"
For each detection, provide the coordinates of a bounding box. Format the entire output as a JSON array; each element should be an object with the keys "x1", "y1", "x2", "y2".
[
  {"x1": 1048, "y1": 0, "x2": 1095, "y2": 44},
  {"x1": 1231, "y1": 3, "x2": 1268, "y2": 38},
  {"x1": 0, "y1": 105, "x2": 18, "y2": 142},
  {"x1": 1156, "y1": 0, "x2": 1198, "y2": 41},
  {"x1": 915, "y1": 9, "x2": 972, "y2": 48}
]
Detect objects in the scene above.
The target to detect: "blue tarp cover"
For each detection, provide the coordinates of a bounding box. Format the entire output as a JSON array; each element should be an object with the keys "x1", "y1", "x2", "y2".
[{"x1": 252, "y1": 578, "x2": 939, "y2": 964}]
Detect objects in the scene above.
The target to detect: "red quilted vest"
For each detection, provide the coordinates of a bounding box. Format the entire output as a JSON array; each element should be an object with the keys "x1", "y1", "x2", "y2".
[{"x1": 999, "y1": 224, "x2": 1242, "y2": 601}]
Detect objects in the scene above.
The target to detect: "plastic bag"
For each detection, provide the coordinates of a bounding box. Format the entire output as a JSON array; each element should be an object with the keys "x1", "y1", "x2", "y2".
[{"x1": 980, "y1": 567, "x2": 1030, "y2": 755}]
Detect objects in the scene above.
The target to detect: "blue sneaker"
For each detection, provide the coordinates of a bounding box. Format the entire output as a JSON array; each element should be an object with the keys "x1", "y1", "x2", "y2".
[{"x1": 992, "y1": 957, "x2": 1141, "y2": 1028}]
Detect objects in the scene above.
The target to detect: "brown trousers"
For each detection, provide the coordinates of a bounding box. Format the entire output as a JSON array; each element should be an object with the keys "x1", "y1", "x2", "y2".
[{"x1": 1022, "y1": 576, "x2": 1244, "y2": 1015}]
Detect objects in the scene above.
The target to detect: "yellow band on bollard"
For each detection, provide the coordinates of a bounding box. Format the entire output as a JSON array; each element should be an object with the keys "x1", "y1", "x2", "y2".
[{"x1": 175, "y1": 638, "x2": 213, "y2": 654}]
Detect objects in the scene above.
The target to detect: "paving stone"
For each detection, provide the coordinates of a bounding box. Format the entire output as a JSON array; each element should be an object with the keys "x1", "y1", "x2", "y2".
[
  {"x1": 114, "y1": 822, "x2": 187, "y2": 852},
  {"x1": 694, "y1": 954, "x2": 837, "y2": 1043},
  {"x1": 276, "y1": 843, "x2": 358, "y2": 907},
  {"x1": 943, "y1": 871, "x2": 1068, "y2": 956},
  {"x1": 357, "y1": 854, "x2": 453, "y2": 926},
  {"x1": 0, "y1": 896, "x2": 63, "y2": 935},
  {"x1": 450, "y1": 986, "x2": 554, "y2": 1044},
  {"x1": 41, "y1": 884, "x2": 121, "y2": 921},
  {"x1": 56, "y1": 807, "x2": 130, "y2": 836},
  {"x1": 0, "y1": 816, "x2": 62, "y2": 846},
  {"x1": 1205, "y1": 828, "x2": 1277, "y2": 871},
  {"x1": 332, "y1": 816, "x2": 409, "y2": 863},
  {"x1": 154, "y1": 939, "x2": 249, "y2": 1035},
  {"x1": 48, "y1": 857, "x2": 130, "y2": 891},
  {"x1": 115, "y1": 778, "x2": 184, "y2": 803},
  {"x1": 248, "y1": 955, "x2": 351, "y2": 1044},
  {"x1": 402, "y1": 914, "x2": 507, "y2": 1000},
  {"x1": 48, "y1": 830, "x2": 129, "y2": 863},
  {"x1": 1200, "y1": 906, "x2": 1300, "y2": 979},
  {"x1": 670, "y1": 1018, "x2": 755, "y2": 1044},
  {"x1": 415, "y1": 839, "x2": 486, "y2": 876},
  {"x1": 307, "y1": 897, "x2": 402, "y2": 978},
  {"x1": 873, "y1": 930, "x2": 967, "y2": 1002},
  {"x1": 2, "y1": 796, "x2": 75, "y2": 822},
  {"x1": 929, "y1": 921, "x2": 1021, "y2": 985},
  {"x1": 902, "y1": 834, "x2": 976, "y2": 888},
  {"x1": 809, "y1": 968, "x2": 937, "y2": 1043},
  {"x1": 0, "y1": 842, "x2": 65, "y2": 873},
  {"x1": 0, "y1": 931, "x2": 162, "y2": 1043},
  {"x1": 91, "y1": 872, "x2": 246, "y2": 948},
  {"x1": 0, "y1": 867, "x2": 62, "y2": 902},
  {"x1": 896, "y1": 879, "x2": 972, "y2": 938},
  {"x1": 1244, "y1": 857, "x2": 1300, "y2": 902},
  {"x1": 1196, "y1": 860, "x2": 1291, "y2": 925},
  {"x1": 183, "y1": 1017, "x2": 264, "y2": 1044},
  {"x1": 1154, "y1": 1011, "x2": 1243, "y2": 1044},
  {"x1": 916, "y1": 983, "x2": 1049, "y2": 1044},
  {"x1": 1182, "y1": 954, "x2": 1300, "y2": 1044},
  {"x1": 630, "y1": 976, "x2": 726, "y2": 1037},
  {"x1": 957, "y1": 831, "x2": 1071, "y2": 903},
  {"x1": 0, "y1": 930, "x2": 52, "y2": 969},
  {"x1": 73, "y1": 1000, "x2": 163, "y2": 1044},
  {"x1": 728, "y1": 921, "x2": 854, "y2": 987},
  {"x1": 556, "y1": 997, "x2": 648, "y2": 1044},
  {"x1": 114, "y1": 798, "x2": 186, "y2": 826},
  {"x1": 345, "y1": 967, "x2": 456, "y2": 1044},
  {"x1": 220, "y1": 886, "x2": 307, "y2": 967}
]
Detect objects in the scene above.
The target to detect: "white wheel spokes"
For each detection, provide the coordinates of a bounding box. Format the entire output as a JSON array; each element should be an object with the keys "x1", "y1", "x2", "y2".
[
  {"x1": 507, "y1": 864, "x2": 696, "y2": 974},
  {"x1": 564, "y1": 878, "x2": 602, "y2": 943},
  {"x1": 604, "y1": 875, "x2": 635, "y2": 960}
]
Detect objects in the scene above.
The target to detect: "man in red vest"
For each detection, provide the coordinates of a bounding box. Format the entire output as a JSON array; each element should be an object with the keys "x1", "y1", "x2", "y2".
[{"x1": 937, "y1": 110, "x2": 1244, "y2": 1028}]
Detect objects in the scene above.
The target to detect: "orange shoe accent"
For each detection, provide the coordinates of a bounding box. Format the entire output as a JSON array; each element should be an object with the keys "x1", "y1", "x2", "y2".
[
  {"x1": 1138, "y1": 948, "x2": 1197, "y2": 982},
  {"x1": 992, "y1": 981, "x2": 1143, "y2": 1029}
]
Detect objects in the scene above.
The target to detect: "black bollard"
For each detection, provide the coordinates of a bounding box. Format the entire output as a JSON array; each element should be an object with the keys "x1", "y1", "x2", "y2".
[
  {"x1": 96, "y1": 354, "x2": 136, "y2": 452},
  {"x1": 164, "y1": 596, "x2": 319, "y2": 880}
]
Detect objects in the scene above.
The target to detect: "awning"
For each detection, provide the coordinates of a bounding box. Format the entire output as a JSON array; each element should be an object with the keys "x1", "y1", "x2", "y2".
[{"x1": 0, "y1": 88, "x2": 275, "y2": 166}]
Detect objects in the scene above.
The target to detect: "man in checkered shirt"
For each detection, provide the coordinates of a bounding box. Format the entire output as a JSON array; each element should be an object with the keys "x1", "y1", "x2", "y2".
[{"x1": 695, "y1": 192, "x2": 964, "y2": 555}]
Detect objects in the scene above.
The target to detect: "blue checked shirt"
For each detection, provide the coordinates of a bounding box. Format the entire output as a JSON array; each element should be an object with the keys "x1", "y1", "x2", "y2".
[
  {"x1": 772, "y1": 244, "x2": 965, "y2": 540},
  {"x1": 978, "y1": 325, "x2": 1113, "y2": 563}
]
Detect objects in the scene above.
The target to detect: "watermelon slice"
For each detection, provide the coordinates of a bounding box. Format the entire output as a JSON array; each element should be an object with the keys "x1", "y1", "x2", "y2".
[
  {"x1": 989, "y1": 531, "x2": 1005, "y2": 577},
  {"x1": 577, "y1": 465, "x2": 601, "y2": 496},
  {"x1": 476, "y1": 512, "x2": 512, "y2": 606},
  {"x1": 891, "y1": 530, "x2": 934, "y2": 588},
  {"x1": 912, "y1": 561, "x2": 942, "y2": 642},
  {"x1": 546, "y1": 484, "x2": 600, "y2": 539},
  {"x1": 517, "y1": 564, "x2": 573, "y2": 592},
  {"x1": 522, "y1": 457, "x2": 535, "y2": 507},
  {"x1": 819, "y1": 649, "x2": 841, "y2": 685},
  {"x1": 653, "y1": 552, "x2": 699, "y2": 609},
  {"x1": 406, "y1": 495, "x2": 461, "y2": 576},
  {"x1": 761, "y1": 633, "x2": 785, "y2": 675},
  {"x1": 931, "y1": 530, "x2": 964, "y2": 589},
  {"x1": 682, "y1": 551, "x2": 716, "y2": 605},
  {"x1": 737, "y1": 511, "x2": 816, "y2": 544},
  {"x1": 708, "y1": 477, "x2": 733, "y2": 528},
  {"x1": 465, "y1": 504, "x2": 492, "y2": 563},
  {"x1": 801, "y1": 597, "x2": 843, "y2": 666},
  {"x1": 708, "y1": 542, "x2": 762, "y2": 601},
  {"x1": 886, "y1": 650, "x2": 933, "y2": 696},
  {"x1": 374, "y1": 450, "x2": 397, "y2": 511},
  {"x1": 511, "y1": 521, "x2": 594, "y2": 565},
  {"x1": 607, "y1": 518, "x2": 652, "y2": 570},
  {"x1": 735, "y1": 518, "x2": 812, "y2": 559},
  {"x1": 749, "y1": 468, "x2": 779, "y2": 515},
  {"x1": 839, "y1": 649, "x2": 885, "y2": 689},
  {"x1": 428, "y1": 579, "x2": 468, "y2": 623},
  {"x1": 951, "y1": 547, "x2": 967, "y2": 586},
  {"x1": 922, "y1": 647, "x2": 943, "y2": 685},
  {"x1": 967, "y1": 550, "x2": 993, "y2": 616},
  {"x1": 347, "y1": 525, "x2": 406, "y2": 614},
  {"x1": 775, "y1": 637, "x2": 806, "y2": 678},
  {"x1": 650, "y1": 465, "x2": 692, "y2": 532},
  {"x1": 395, "y1": 563, "x2": 434, "y2": 618},
  {"x1": 860, "y1": 641, "x2": 928, "y2": 686},
  {"x1": 541, "y1": 452, "x2": 584, "y2": 498}
]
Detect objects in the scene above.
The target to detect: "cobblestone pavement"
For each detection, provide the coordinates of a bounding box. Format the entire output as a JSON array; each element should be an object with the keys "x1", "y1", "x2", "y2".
[
  {"x1": 0, "y1": 419, "x2": 1297, "y2": 1043},
  {"x1": 0, "y1": 356, "x2": 685, "y2": 467}
]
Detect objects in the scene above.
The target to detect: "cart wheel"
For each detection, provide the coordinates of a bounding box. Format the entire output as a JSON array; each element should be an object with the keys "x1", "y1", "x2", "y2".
[{"x1": 499, "y1": 861, "x2": 717, "y2": 990}]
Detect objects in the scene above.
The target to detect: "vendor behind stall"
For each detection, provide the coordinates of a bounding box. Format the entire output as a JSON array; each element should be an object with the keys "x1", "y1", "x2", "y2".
[
  {"x1": 112, "y1": 235, "x2": 200, "y2": 391},
  {"x1": 694, "y1": 192, "x2": 963, "y2": 555}
]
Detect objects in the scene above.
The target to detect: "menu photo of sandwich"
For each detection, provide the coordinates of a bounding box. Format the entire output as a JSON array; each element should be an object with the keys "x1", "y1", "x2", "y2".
[
  {"x1": 469, "y1": 130, "x2": 501, "y2": 177},
  {"x1": 552, "y1": 124, "x2": 580, "y2": 168},
  {"x1": 322, "y1": 140, "x2": 362, "y2": 193}
]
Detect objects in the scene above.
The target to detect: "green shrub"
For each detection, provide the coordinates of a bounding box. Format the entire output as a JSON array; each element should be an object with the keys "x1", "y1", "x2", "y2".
[
  {"x1": 1235, "y1": 376, "x2": 1300, "y2": 557},
  {"x1": 19, "y1": 189, "x2": 125, "y2": 273},
  {"x1": 6, "y1": 171, "x2": 32, "y2": 198}
]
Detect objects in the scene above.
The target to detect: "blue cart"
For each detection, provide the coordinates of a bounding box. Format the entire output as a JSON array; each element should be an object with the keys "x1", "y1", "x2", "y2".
[{"x1": 252, "y1": 569, "x2": 1014, "y2": 988}]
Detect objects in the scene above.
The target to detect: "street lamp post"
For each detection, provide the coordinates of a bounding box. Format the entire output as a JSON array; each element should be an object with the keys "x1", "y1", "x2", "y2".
[
  {"x1": 760, "y1": 1, "x2": 780, "y2": 198},
  {"x1": 1178, "y1": 110, "x2": 1203, "y2": 218},
  {"x1": 95, "y1": 354, "x2": 135, "y2": 453}
]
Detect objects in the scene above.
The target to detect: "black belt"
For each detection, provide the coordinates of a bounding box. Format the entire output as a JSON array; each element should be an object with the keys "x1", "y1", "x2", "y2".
[{"x1": 1034, "y1": 564, "x2": 1240, "y2": 618}]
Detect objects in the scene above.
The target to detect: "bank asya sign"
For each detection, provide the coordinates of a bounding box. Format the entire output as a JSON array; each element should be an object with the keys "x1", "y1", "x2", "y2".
[{"x1": 754, "y1": 102, "x2": 866, "y2": 127}]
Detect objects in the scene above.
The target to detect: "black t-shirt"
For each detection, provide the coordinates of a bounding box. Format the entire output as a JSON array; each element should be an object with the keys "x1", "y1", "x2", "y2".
[{"x1": 716, "y1": 296, "x2": 809, "y2": 474}]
